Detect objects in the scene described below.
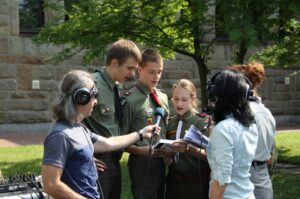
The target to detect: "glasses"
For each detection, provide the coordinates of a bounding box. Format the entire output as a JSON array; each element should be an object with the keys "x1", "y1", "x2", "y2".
[{"x1": 90, "y1": 86, "x2": 98, "y2": 98}]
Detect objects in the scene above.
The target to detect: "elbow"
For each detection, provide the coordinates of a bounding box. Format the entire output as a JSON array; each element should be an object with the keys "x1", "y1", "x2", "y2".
[{"x1": 42, "y1": 181, "x2": 56, "y2": 196}]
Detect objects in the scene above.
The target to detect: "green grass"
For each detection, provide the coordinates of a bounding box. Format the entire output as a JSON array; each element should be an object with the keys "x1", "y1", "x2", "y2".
[
  {"x1": 0, "y1": 145, "x2": 43, "y2": 175},
  {"x1": 273, "y1": 171, "x2": 300, "y2": 199},
  {"x1": 275, "y1": 131, "x2": 300, "y2": 165},
  {"x1": 0, "y1": 131, "x2": 299, "y2": 199}
]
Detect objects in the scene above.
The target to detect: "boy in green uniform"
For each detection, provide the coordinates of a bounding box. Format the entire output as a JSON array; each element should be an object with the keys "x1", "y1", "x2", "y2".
[
  {"x1": 164, "y1": 79, "x2": 210, "y2": 199},
  {"x1": 83, "y1": 39, "x2": 142, "y2": 199},
  {"x1": 122, "y1": 48, "x2": 169, "y2": 199}
]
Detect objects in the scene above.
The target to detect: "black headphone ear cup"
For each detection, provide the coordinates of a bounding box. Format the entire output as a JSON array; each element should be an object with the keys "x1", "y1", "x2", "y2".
[
  {"x1": 244, "y1": 76, "x2": 253, "y2": 99},
  {"x1": 73, "y1": 87, "x2": 91, "y2": 105}
]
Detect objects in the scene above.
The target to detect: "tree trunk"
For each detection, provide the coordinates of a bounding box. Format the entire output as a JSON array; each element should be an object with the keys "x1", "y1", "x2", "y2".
[
  {"x1": 236, "y1": 39, "x2": 247, "y2": 64},
  {"x1": 194, "y1": 57, "x2": 208, "y2": 109}
]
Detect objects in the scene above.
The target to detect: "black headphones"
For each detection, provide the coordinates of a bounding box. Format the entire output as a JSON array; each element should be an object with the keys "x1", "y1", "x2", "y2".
[
  {"x1": 206, "y1": 70, "x2": 253, "y2": 102},
  {"x1": 73, "y1": 87, "x2": 94, "y2": 105}
]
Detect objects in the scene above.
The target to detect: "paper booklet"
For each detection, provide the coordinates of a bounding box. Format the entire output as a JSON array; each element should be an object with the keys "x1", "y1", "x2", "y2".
[
  {"x1": 153, "y1": 139, "x2": 174, "y2": 153},
  {"x1": 183, "y1": 124, "x2": 209, "y2": 148}
]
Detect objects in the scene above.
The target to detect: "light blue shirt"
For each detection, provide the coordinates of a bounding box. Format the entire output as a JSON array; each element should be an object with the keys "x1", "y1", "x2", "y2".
[
  {"x1": 250, "y1": 100, "x2": 276, "y2": 161},
  {"x1": 207, "y1": 116, "x2": 258, "y2": 199}
]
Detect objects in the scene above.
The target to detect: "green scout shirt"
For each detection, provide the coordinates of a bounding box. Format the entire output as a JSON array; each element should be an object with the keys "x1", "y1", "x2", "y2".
[
  {"x1": 83, "y1": 68, "x2": 120, "y2": 137},
  {"x1": 167, "y1": 110, "x2": 208, "y2": 175},
  {"x1": 122, "y1": 81, "x2": 169, "y2": 146}
]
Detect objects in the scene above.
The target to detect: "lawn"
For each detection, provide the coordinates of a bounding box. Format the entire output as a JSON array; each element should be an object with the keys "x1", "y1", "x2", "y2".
[{"x1": 0, "y1": 130, "x2": 299, "y2": 199}]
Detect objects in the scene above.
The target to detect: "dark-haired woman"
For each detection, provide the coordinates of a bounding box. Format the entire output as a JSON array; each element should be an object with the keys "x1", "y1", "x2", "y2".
[{"x1": 206, "y1": 69, "x2": 258, "y2": 199}]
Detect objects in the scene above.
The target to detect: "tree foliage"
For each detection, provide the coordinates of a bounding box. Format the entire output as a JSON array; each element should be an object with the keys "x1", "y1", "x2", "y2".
[
  {"x1": 35, "y1": 0, "x2": 300, "y2": 105},
  {"x1": 36, "y1": 0, "x2": 214, "y2": 105},
  {"x1": 252, "y1": 19, "x2": 300, "y2": 67}
]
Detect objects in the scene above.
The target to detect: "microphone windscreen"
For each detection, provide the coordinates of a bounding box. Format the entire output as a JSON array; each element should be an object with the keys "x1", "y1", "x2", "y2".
[{"x1": 155, "y1": 107, "x2": 165, "y2": 117}]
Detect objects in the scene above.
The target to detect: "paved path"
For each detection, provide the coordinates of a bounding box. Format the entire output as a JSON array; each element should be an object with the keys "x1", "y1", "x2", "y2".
[
  {"x1": 276, "y1": 163, "x2": 300, "y2": 175},
  {"x1": 0, "y1": 123, "x2": 299, "y2": 147}
]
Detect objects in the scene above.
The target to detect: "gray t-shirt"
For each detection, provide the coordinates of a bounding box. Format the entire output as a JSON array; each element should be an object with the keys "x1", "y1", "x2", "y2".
[{"x1": 43, "y1": 121, "x2": 99, "y2": 198}]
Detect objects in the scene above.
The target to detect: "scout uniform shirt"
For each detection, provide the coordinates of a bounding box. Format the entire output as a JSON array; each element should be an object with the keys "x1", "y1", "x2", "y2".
[
  {"x1": 83, "y1": 68, "x2": 121, "y2": 137},
  {"x1": 165, "y1": 110, "x2": 210, "y2": 199},
  {"x1": 166, "y1": 110, "x2": 208, "y2": 174},
  {"x1": 122, "y1": 80, "x2": 169, "y2": 145}
]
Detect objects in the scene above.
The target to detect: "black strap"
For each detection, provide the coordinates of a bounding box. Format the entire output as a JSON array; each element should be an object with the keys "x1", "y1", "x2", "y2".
[{"x1": 114, "y1": 84, "x2": 123, "y2": 125}]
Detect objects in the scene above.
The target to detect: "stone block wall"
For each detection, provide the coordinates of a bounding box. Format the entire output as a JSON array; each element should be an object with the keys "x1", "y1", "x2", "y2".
[{"x1": 0, "y1": 0, "x2": 299, "y2": 133}]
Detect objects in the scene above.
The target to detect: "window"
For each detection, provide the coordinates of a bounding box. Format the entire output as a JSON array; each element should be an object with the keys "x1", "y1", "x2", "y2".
[{"x1": 19, "y1": 0, "x2": 44, "y2": 33}]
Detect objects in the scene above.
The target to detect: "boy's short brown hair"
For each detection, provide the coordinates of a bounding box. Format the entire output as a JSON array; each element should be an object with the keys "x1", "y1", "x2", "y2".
[
  {"x1": 106, "y1": 39, "x2": 142, "y2": 66},
  {"x1": 139, "y1": 48, "x2": 163, "y2": 68}
]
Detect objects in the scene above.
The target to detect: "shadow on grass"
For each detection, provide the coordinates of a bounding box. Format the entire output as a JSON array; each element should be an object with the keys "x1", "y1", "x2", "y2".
[
  {"x1": 277, "y1": 147, "x2": 300, "y2": 165},
  {"x1": 0, "y1": 158, "x2": 42, "y2": 176},
  {"x1": 273, "y1": 171, "x2": 300, "y2": 199}
]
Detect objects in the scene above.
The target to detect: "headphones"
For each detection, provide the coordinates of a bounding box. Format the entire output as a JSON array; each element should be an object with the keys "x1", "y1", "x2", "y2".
[
  {"x1": 206, "y1": 70, "x2": 253, "y2": 102},
  {"x1": 73, "y1": 87, "x2": 98, "y2": 105}
]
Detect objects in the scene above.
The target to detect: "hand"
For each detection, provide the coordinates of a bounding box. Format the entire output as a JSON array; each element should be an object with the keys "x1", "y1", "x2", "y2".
[
  {"x1": 140, "y1": 124, "x2": 161, "y2": 140},
  {"x1": 171, "y1": 139, "x2": 188, "y2": 153},
  {"x1": 163, "y1": 156, "x2": 174, "y2": 166},
  {"x1": 94, "y1": 158, "x2": 107, "y2": 172},
  {"x1": 150, "y1": 148, "x2": 166, "y2": 157}
]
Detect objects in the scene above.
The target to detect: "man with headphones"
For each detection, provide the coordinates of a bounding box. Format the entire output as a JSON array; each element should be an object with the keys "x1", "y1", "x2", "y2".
[
  {"x1": 82, "y1": 39, "x2": 142, "y2": 199},
  {"x1": 205, "y1": 69, "x2": 258, "y2": 199},
  {"x1": 42, "y1": 70, "x2": 160, "y2": 199}
]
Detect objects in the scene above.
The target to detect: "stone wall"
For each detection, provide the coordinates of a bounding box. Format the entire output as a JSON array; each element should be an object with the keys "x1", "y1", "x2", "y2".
[{"x1": 0, "y1": 0, "x2": 299, "y2": 133}]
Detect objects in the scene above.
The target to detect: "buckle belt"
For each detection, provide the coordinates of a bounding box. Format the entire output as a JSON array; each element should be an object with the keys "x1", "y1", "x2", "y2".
[{"x1": 252, "y1": 160, "x2": 267, "y2": 166}]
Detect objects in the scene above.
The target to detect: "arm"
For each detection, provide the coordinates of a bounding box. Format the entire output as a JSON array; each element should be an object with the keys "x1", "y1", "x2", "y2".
[
  {"x1": 209, "y1": 179, "x2": 226, "y2": 199},
  {"x1": 94, "y1": 125, "x2": 159, "y2": 153},
  {"x1": 171, "y1": 139, "x2": 206, "y2": 159},
  {"x1": 42, "y1": 164, "x2": 86, "y2": 199},
  {"x1": 186, "y1": 144, "x2": 207, "y2": 159}
]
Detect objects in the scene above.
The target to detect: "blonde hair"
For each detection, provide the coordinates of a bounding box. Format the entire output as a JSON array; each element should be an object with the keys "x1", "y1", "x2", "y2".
[{"x1": 172, "y1": 79, "x2": 199, "y2": 112}]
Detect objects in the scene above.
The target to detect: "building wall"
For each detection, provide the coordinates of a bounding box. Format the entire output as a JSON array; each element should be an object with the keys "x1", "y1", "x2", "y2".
[{"x1": 0, "y1": 0, "x2": 299, "y2": 133}]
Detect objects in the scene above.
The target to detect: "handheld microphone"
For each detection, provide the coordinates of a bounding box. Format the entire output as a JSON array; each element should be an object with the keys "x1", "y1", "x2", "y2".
[
  {"x1": 149, "y1": 107, "x2": 165, "y2": 151},
  {"x1": 154, "y1": 107, "x2": 165, "y2": 126}
]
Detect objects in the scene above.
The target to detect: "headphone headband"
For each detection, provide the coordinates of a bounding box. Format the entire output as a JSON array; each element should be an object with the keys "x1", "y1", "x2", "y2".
[{"x1": 206, "y1": 70, "x2": 253, "y2": 102}]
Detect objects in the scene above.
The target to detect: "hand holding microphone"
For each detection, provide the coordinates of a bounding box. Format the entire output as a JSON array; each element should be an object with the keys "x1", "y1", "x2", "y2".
[{"x1": 149, "y1": 107, "x2": 165, "y2": 151}]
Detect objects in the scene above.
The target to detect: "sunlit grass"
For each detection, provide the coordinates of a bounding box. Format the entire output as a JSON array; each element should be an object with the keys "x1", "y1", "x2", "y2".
[
  {"x1": 0, "y1": 131, "x2": 300, "y2": 199},
  {"x1": 276, "y1": 131, "x2": 300, "y2": 165}
]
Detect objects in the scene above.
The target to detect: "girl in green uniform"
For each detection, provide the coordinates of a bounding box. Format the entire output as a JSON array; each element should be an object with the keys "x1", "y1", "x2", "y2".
[{"x1": 164, "y1": 79, "x2": 210, "y2": 199}]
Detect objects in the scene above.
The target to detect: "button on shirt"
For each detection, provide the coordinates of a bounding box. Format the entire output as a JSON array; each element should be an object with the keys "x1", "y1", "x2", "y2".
[
  {"x1": 207, "y1": 116, "x2": 258, "y2": 199},
  {"x1": 121, "y1": 81, "x2": 169, "y2": 145},
  {"x1": 83, "y1": 69, "x2": 121, "y2": 137}
]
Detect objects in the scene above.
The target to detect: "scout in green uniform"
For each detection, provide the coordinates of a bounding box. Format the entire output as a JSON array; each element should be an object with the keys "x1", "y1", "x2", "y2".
[
  {"x1": 164, "y1": 79, "x2": 210, "y2": 199},
  {"x1": 122, "y1": 48, "x2": 169, "y2": 199},
  {"x1": 83, "y1": 39, "x2": 142, "y2": 199}
]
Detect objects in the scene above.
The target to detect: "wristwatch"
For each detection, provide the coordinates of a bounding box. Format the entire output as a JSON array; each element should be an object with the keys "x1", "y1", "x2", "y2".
[{"x1": 138, "y1": 130, "x2": 143, "y2": 141}]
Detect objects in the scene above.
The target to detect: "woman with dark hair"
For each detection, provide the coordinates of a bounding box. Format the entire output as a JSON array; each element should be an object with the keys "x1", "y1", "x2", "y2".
[{"x1": 206, "y1": 69, "x2": 258, "y2": 199}]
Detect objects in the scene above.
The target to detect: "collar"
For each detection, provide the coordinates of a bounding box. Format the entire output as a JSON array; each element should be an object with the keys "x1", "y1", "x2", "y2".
[
  {"x1": 176, "y1": 110, "x2": 195, "y2": 121},
  {"x1": 136, "y1": 80, "x2": 152, "y2": 96},
  {"x1": 101, "y1": 68, "x2": 116, "y2": 91}
]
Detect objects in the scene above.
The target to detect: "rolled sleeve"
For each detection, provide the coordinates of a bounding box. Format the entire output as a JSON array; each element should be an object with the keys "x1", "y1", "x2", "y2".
[{"x1": 209, "y1": 124, "x2": 234, "y2": 185}]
